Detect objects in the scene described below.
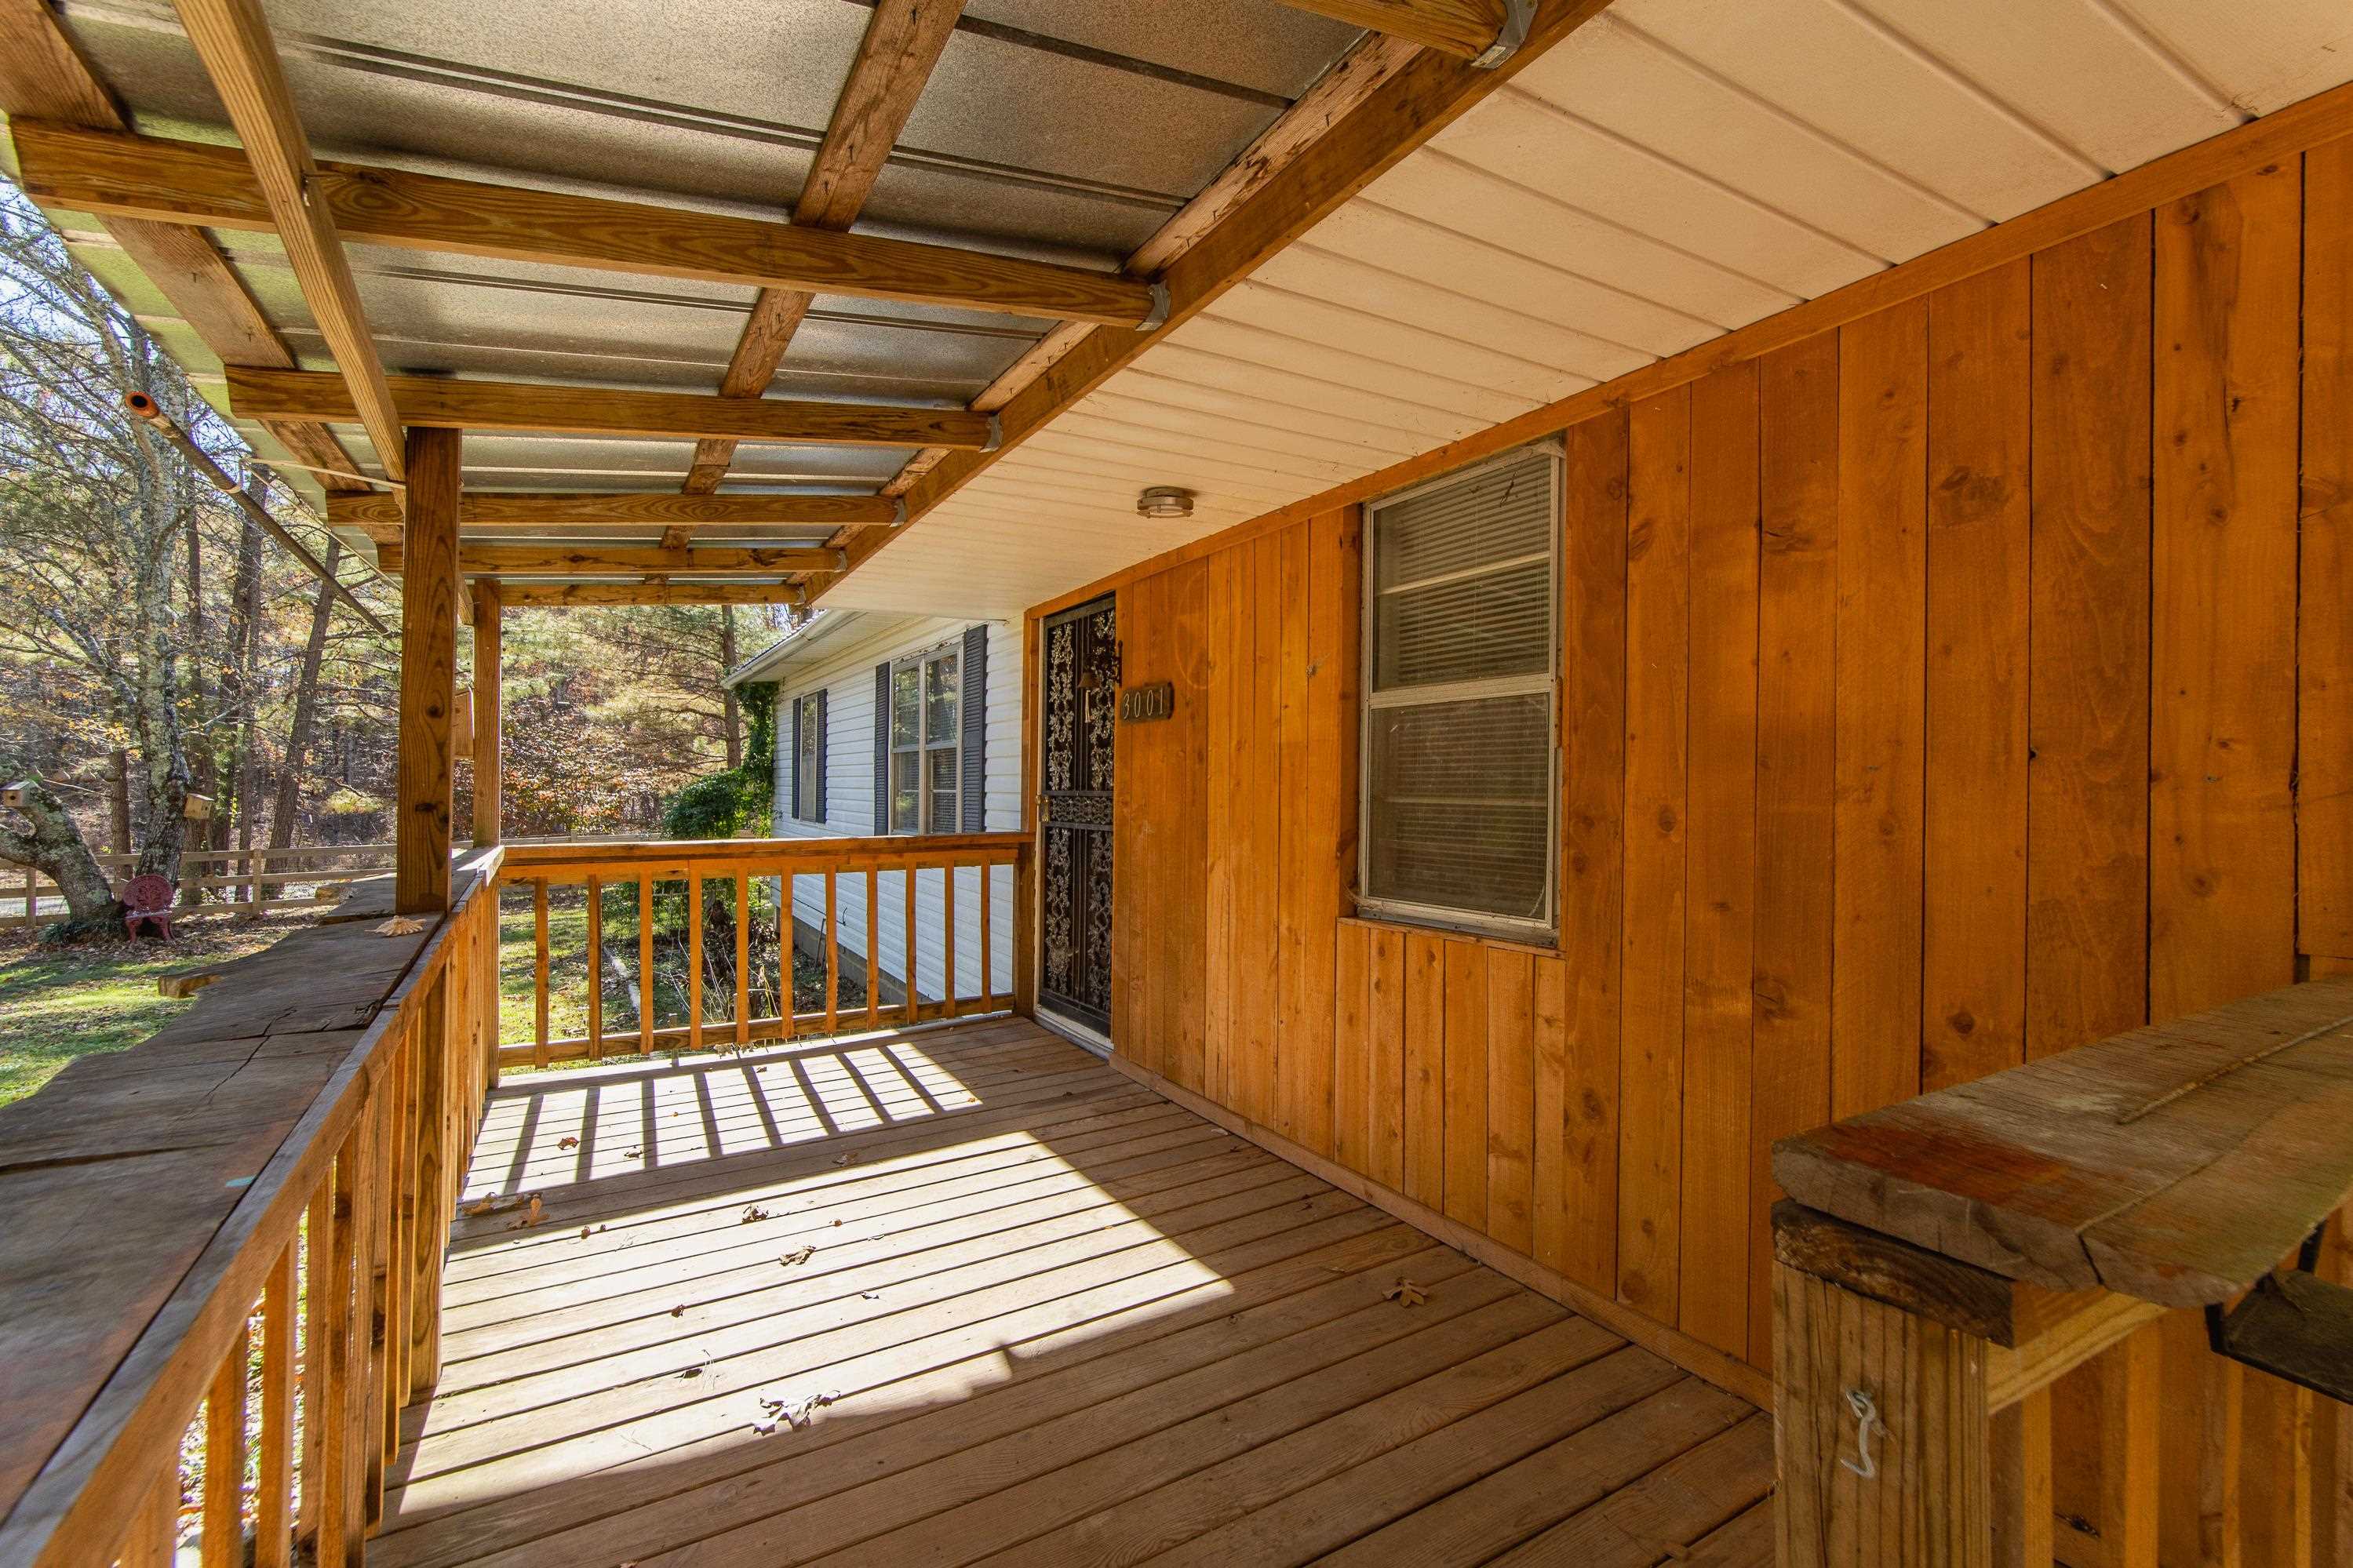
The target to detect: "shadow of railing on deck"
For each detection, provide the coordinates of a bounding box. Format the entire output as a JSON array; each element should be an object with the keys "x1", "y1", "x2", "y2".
[{"x1": 366, "y1": 1019, "x2": 1466, "y2": 1568}]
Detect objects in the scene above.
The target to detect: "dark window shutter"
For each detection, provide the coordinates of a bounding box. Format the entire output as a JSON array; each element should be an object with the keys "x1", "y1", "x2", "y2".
[
  {"x1": 814, "y1": 689, "x2": 828, "y2": 823},
  {"x1": 872, "y1": 661, "x2": 891, "y2": 833},
  {"x1": 960, "y1": 624, "x2": 987, "y2": 832},
  {"x1": 787, "y1": 696, "x2": 802, "y2": 824}
]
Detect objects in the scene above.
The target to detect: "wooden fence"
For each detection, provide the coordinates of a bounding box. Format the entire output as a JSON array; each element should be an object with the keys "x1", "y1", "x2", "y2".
[
  {"x1": 0, "y1": 843, "x2": 396, "y2": 929},
  {"x1": 496, "y1": 832, "x2": 1030, "y2": 1069}
]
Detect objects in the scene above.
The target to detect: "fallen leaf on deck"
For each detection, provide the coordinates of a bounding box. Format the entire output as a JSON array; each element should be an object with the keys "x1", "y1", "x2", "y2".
[
  {"x1": 1383, "y1": 1279, "x2": 1428, "y2": 1308},
  {"x1": 677, "y1": 1365, "x2": 705, "y2": 1380},
  {"x1": 462, "y1": 1197, "x2": 501, "y2": 1217},
  {"x1": 758, "y1": 1390, "x2": 841, "y2": 1430},
  {"x1": 372, "y1": 915, "x2": 427, "y2": 936},
  {"x1": 832, "y1": 1153, "x2": 859, "y2": 1166},
  {"x1": 578, "y1": 1227, "x2": 592, "y2": 1240},
  {"x1": 505, "y1": 1195, "x2": 546, "y2": 1230},
  {"x1": 557, "y1": 1136, "x2": 580, "y2": 1150},
  {"x1": 779, "y1": 1246, "x2": 816, "y2": 1267},
  {"x1": 624, "y1": 1147, "x2": 642, "y2": 1159},
  {"x1": 670, "y1": 1305, "x2": 686, "y2": 1318},
  {"x1": 741, "y1": 1204, "x2": 770, "y2": 1224}
]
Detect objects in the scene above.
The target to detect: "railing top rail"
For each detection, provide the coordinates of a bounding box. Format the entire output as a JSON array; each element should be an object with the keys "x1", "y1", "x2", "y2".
[
  {"x1": 1772, "y1": 976, "x2": 2353, "y2": 1308},
  {"x1": 0, "y1": 847, "x2": 502, "y2": 1565},
  {"x1": 497, "y1": 831, "x2": 1027, "y2": 874}
]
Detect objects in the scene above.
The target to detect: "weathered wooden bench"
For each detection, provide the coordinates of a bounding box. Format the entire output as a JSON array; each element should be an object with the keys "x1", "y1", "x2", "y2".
[{"x1": 1771, "y1": 977, "x2": 2353, "y2": 1565}]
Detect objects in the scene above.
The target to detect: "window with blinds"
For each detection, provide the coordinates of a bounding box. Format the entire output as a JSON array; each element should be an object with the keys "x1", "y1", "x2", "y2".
[{"x1": 1360, "y1": 443, "x2": 1560, "y2": 938}]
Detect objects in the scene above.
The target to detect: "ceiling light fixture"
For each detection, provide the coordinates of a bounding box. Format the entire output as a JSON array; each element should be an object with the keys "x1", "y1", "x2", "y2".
[{"x1": 1136, "y1": 486, "x2": 1194, "y2": 521}]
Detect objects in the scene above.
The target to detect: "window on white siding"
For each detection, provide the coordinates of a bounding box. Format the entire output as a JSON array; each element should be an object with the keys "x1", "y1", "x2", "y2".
[
  {"x1": 890, "y1": 645, "x2": 960, "y2": 833},
  {"x1": 1360, "y1": 443, "x2": 1560, "y2": 940},
  {"x1": 793, "y1": 697, "x2": 821, "y2": 822}
]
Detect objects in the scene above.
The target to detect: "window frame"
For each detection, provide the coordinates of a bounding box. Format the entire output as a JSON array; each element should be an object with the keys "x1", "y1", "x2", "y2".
[
  {"x1": 887, "y1": 641, "x2": 963, "y2": 835},
  {"x1": 1357, "y1": 440, "x2": 1564, "y2": 944},
  {"x1": 792, "y1": 693, "x2": 821, "y2": 823}
]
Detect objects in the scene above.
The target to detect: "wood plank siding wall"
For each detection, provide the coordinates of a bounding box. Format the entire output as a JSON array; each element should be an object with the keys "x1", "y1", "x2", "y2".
[{"x1": 1065, "y1": 133, "x2": 2353, "y2": 1398}]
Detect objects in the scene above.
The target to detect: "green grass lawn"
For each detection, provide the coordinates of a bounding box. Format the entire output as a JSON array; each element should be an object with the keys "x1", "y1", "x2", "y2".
[{"x1": 0, "y1": 919, "x2": 300, "y2": 1108}]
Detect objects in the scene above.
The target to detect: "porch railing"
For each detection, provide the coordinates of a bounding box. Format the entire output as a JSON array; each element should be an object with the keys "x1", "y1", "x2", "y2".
[
  {"x1": 0, "y1": 849, "x2": 503, "y2": 1568},
  {"x1": 494, "y1": 832, "x2": 1031, "y2": 1070},
  {"x1": 1769, "y1": 977, "x2": 2353, "y2": 1566}
]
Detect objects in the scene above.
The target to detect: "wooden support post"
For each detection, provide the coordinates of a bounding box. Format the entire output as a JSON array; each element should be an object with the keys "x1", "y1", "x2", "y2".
[
  {"x1": 471, "y1": 579, "x2": 502, "y2": 846},
  {"x1": 638, "y1": 877, "x2": 655, "y2": 1055},
  {"x1": 395, "y1": 425, "x2": 461, "y2": 915},
  {"x1": 734, "y1": 871, "x2": 750, "y2": 1046},
  {"x1": 1775, "y1": 1260, "x2": 1994, "y2": 1566}
]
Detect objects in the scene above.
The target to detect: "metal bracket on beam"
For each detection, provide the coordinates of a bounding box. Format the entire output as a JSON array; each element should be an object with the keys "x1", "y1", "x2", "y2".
[
  {"x1": 1138, "y1": 280, "x2": 1172, "y2": 331},
  {"x1": 1471, "y1": 0, "x2": 1535, "y2": 68},
  {"x1": 891, "y1": 497, "x2": 909, "y2": 527},
  {"x1": 984, "y1": 413, "x2": 1003, "y2": 452}
]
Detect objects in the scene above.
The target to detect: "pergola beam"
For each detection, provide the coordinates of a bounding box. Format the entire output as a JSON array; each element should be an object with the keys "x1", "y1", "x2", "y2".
[
  {"x1": 228, "y1": 368, "x2": 996, "y2": 451},
  {"x1": 0, "y1": 0, "x2": 372, "y2": 491},
  {"x1": 10, "y1": 119, "x2": 1157, "y2": 330},
  {"x1": 1267, "y1": 0, "x2": 1524, "y2": 61},
  {"x1": 496, "y1": 582, "x2": 813, "y2": 607},
  {"x1": 325, "y1": 490, "x2": 896, "y2": 540},
  {"x1": 377, "y1": 544, "x2": 845, "y2": 576},
  {"x1": 685, "y1": 0, "x2": 971, "y2": 494},
  {"x1": 170, "y1": 0, "x2": 409, "y2": 482}
]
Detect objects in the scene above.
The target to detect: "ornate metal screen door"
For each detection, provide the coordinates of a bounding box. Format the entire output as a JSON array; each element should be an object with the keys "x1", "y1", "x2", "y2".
[{"x1": 1039, "y1": 595, "x2": 1118, "y2": 1033}]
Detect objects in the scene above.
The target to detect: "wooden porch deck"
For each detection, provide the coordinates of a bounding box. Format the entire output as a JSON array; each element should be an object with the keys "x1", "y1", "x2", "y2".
[{"x1": 375, "y1": 1017, "x2": 1772, "y2": 1568}]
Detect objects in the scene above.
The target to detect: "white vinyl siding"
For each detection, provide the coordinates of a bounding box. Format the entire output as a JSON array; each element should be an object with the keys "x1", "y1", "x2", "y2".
[
  {"x1": 768, "y1": 617, "x2": 1018, "y2": 1006},
  {"x1": 1360, "y1": 444, "x2": 1561, "y2": 940}
]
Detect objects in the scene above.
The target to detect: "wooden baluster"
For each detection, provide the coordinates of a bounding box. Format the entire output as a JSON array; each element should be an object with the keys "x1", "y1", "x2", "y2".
[
  {"x1": 298, "y1": 1188, "x2": 331, "y2": 1552},
  {"x1": 385, "y1": 1027, "x2": 415, "y2": 1425},
  {"x1": 121, "y1": 1466, "x2": 177, "y2": 1568},
  {"x1": 2099, "y1": 1327, "x2": 2162, "y2": 1568},
  {"x1": 980, "y1": 857, "x2": 993, "y2": 1012},
  {"x1": 585, "y1": 875, "x2": 604, "y2": 1060},
  {"x1": 825, "y1": 869, "x2": 840, "y2": 1036},
  {"x1": 638, "y1": 876, "x2": 655, "y2": 1055},
  {"x1": 781, "y1": 871, "x2": 797, "y2": 1042},
  {"x1": 866, "y1": 867, "x2": 880, "y2": 1028},
  {"x1": 200, "y1": 1319, "x2": 249, "y2": 1568},
  {"x1": 905, "y1": 864, "x2": 921, "y2": 1025},
  {"x1": 257, "y1": 1242, "x2": 296, "y2": 1568},
  {"x1": 735, "y1": 871, "x2": 751, "y2": 1047},
  {"x1": 1993, "y1": 1386, "x2": 2054, "y2": 1567},
  {"x1": 480, "y1": 882, "x2": 501, "y2": 1091},
  {"x1": 533, "y1": 878, "x2": 550, "y2": 1068},
  {"x1": 688, "y1": 870, "x2": 705, "y2": 1053},
  {"x1": 359, "y1": 1075, "x2": 392, "y2": 1526},
  {"x1": 943, "y1": 859, "x2": 958, "y2": 1020},
  {"x1": 410, "y1": 974, "x2": 449, "y2": 1396},
  {"x1": 317, "y1": 1130, "x2": 357, "y2": 1568}
]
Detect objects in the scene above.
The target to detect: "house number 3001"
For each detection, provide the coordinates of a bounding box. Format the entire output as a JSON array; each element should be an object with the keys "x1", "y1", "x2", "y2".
[{"x1": 1118, "y1": 681, "x2": 1175, "y2": 723}]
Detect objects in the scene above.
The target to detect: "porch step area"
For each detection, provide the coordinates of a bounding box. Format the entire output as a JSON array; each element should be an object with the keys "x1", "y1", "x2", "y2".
[{"x1": 377, "y1": 1017, "x2": 1772, "y2": 1567}]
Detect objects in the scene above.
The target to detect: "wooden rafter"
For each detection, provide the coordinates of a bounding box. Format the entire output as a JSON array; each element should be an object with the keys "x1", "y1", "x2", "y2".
[
  {"x1": 818, "y1": 1, "x2": 1615, "y2": 602},
  {"x1": 496, "y1": 581, "x2": 811, "y2": 607},
  {"x1": 10, "y1": 122, "x2": 1160, "y2": 331},
  {"x1": 0, "y1": 0, "x2": 369, "y2": 490},
  {"x1": 325, "y1": 491, "x2": 896, "y2": 542},
  {"x1": 684, "y1": 0, "x2": 969, "y2": 496},
  {"x1": 375, "y1": 544, "x2": 844, "y2": 577},
  {"x1": 170, "y1": 0, "x2": 408, "y2": 482},
  {"x1": 228, "y1": 368, "x2": 996, "y2": 450},
  {"x1": 1269, "y1": 0, "x2": 1520, "y2": 61}
]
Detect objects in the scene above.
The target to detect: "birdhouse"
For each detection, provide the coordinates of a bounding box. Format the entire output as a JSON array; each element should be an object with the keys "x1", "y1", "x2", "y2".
[
  {"x1": 1, "y1": 780, "x2": 32, "y2": 808},
  {"x1": 184, "y1": 793, "x2": 213, "y2": 820}
]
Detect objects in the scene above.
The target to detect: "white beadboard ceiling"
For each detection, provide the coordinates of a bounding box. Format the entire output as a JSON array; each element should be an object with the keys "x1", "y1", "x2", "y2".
[{"x1": 826, "y1": 0, "x2": 2353, "y2": 621}]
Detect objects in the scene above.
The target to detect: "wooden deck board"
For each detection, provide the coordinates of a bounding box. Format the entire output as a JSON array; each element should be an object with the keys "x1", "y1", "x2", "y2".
[{"x1": 381, "y1": 1020, "x2": 1772, "y2": 1568}]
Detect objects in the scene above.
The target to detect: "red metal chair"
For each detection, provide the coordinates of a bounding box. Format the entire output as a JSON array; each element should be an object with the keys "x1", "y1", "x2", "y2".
[{"x1": 121, "y1": 873, "x2": 176, "y2": 940}]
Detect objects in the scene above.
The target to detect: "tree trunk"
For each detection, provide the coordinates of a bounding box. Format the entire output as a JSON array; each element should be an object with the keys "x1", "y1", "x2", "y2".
[
  {"x1": 269, "y1": 539, "x2": 341, "y2": 856},
  {"x1": 109, "y1": 748, "x2": 131, "y2": 855},
  {"x1": 223, "y1": 486, "x2": 264, "y2": 902},
  {"x1": 1, "y1": 777, "x2": 123, "y2": 938},
  {"x1": 721, "y1": 606, "x2": 741, "y2": 770}
]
